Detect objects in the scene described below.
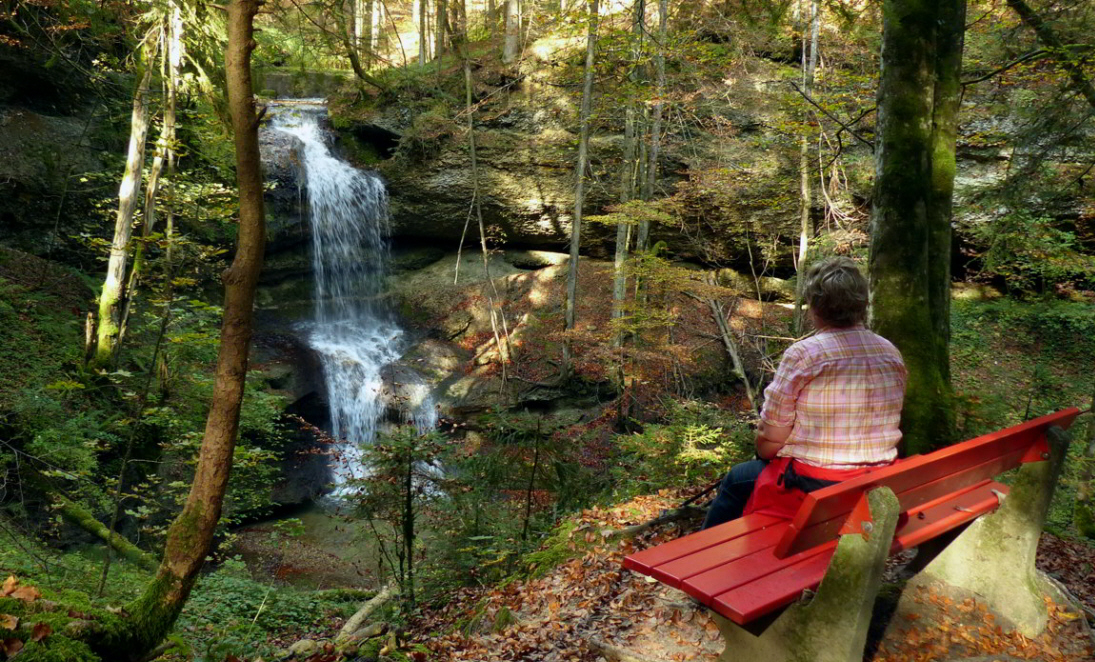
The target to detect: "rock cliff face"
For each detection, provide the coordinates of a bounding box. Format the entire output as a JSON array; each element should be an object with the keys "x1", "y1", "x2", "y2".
[{"x1": 0, "y1": 106, "x2": 104, "y2": 255}]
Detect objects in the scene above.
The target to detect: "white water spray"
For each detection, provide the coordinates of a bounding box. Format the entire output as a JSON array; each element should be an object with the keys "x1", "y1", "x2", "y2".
[{"x1": 268, "y1": 104, "x2": 437, "y2": 489}]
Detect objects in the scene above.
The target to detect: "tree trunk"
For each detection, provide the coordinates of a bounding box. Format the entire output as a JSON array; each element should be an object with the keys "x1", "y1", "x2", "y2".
[
  {"x1": 56, "y1": 498, "x2": 158, "y2": 573},
  {"x1": 460, "y1": 10, "x2": 511, "y2": 375},
  {"x1": 563, "y1": 0, "x2": 598, "y2": 372},
  {"x1": 370, "y1": 0, "x2": 382, "y2": 56},
  {"x1": 93, "y1": 45, "x2": 156, "y2": 369},
  {"x1": 926, "y1": 0, "x2": 965, "y2": 421},
  {"x1": 869, "y1": 0, "x2": 964, "y2": 455},
  {"x1": 793, "y1": 0, "x2": 819, "y2": 335},
  {"x1": 88, "y1": 1, "x2": 266, "y2": 656},
  {"x1": 502, "y1": 0, "x2": 520, "y2": 63},
  {"x1": 644, "y1": 0, "x2": 667, "y2": 202},
  {"x1": 435, "y1": 0, "x2": 447, "y2": 58},
  {"x1": 418, "y1": 0, "x2": 428, "y2": 63},
  {"x1": 119, "y1": 7, "x2": 183, "y2": 352},
  {"x1": 630, "y1": 0, "x2": 651, "y2": 251}
]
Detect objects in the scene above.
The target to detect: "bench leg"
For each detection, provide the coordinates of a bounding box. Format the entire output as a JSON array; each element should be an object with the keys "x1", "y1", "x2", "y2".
[
  {"x1": 711, "y1": 487, "x2": 900, "y2": 662},
  {"x1": 900, "y1": 426, "x2": 1072, "y2": 637}
]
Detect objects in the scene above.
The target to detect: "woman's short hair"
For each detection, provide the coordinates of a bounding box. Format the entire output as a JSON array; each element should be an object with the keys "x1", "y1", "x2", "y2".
[{"x1": 803, "y1": 257, "x2": 869, "y2": 328}]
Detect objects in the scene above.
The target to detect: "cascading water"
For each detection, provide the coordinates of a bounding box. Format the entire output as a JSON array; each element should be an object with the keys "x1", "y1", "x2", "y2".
[{"x1": 268, "y1": 103, "x2": 437, "y2": 489}]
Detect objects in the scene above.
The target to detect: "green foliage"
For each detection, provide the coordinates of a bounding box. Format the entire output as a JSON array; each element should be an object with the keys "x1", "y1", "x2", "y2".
[
  {"x1": 966, "y1": 211, "x2": 1095, "y2": 293},
  {"x1": 613, "y1": 400, "x2": 753, "y2": 497},
  {"x1": 176, "y1": 558, "x2": 356, "y2": 660}
]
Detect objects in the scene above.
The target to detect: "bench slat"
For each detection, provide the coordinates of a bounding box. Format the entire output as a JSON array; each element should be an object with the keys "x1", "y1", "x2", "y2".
[
  {"x1": 622, "y1": 513, "x2": 781, "y2": 574},
  {"x1": 705, "y1": 481, "x2": 1008, "y2": 623},
  {"x1": 777, "y1": 448, "x2": 1025, "y2": 556},
  {"x1": 650, "y1": 523, "x2": 788, "y2": 588},
  {"x1": 773, "y1": 408, "x2": 1079, "y2": 558}
]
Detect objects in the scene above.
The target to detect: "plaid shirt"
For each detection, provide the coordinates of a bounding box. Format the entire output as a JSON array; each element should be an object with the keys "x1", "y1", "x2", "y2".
[{"x1": 760, "y1": 326, "x2": 906, "y2": 469}]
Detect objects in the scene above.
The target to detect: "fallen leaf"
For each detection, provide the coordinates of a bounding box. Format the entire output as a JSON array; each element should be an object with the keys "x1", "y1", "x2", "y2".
[
  {"x1": 0, "y1": 615, "x2": 17, "y2": 631},
  {"x1": 1, "y1": 577, "x2": 16, "y2": 597},
  {"x1": 1, "y1": 638, "x2": 23, "y2": 656},
  {"x1": 30, "y1": 622, "x2": 51, "y2": 643},
  {"x1": 10, "y1": 586, "x2": 39, "y2": 603}
]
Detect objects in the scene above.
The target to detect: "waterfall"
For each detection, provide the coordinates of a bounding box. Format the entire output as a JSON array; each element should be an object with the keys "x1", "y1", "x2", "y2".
[{"x1": 268, "y1": 103, "x2": 437, "y2": 489}]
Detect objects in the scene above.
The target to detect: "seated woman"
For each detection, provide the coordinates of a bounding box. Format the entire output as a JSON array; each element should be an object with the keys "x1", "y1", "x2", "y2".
[{"x1": 702, "y1": 256, "x2": 907, "y2": 529}]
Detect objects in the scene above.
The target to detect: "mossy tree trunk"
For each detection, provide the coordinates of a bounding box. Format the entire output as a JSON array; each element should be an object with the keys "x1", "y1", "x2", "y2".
[
  {"x1": 93, "y1": 43, "x2": 156, "y2": 369},
  {"x1": 88, "y1": 1, "x2": 266, "y2": 657},
  {"x1": 119, "y1": 4, "x2": 183, "y2": 352},
  {"x1": 868, "y1": 0, "x2": 966, "y2": 455}
]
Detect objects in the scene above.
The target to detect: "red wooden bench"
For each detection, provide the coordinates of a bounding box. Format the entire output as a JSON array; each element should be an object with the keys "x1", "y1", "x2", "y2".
[{"x1": 623, "y1": 408, "x2": 1080, "y2": 630}]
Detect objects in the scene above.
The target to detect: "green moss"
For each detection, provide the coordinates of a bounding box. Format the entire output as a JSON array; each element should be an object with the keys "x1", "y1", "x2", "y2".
[{"x1": 516, "y1": 520, "x2": 581, "y2": 579}]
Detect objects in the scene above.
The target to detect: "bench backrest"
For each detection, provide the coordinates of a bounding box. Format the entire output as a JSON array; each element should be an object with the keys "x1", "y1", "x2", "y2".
[{"x1": 772, "y1": 407, "x2": 1080, "y2": 558}]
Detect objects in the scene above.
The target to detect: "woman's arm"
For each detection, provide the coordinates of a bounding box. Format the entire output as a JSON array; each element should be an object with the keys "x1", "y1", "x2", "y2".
[{"x1": 755, "y1": 421, "x2": 793, "y2": 460}]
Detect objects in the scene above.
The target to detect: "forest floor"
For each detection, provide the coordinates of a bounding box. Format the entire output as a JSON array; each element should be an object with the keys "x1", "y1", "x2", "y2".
[{"x1": 399, "y1": 486, "x2": 1095, "y2": 662}]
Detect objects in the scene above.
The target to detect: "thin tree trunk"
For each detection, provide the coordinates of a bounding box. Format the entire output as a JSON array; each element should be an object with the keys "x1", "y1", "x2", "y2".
[
  {"x1": 371, "y1": 0, "x2": 382, "y2": 56},
  {"x1": 869, "y1": 0, "x2": 964, "y2": 455},
  {"x1": 436, "y1": 0, "x2": 447, "y2": 58},
  {"x1": 418, "y1": 0, "x2": 427, "y2": 63},
  {"x1": 563, "y1": 0, "x2": 598, "y2": 373},
  {"x1": 503, "y1": 0, "x2": 520, "y2": 63},
  {"x1": 87, "y1": 2, "x2": 266, "y2": 656},
  {"x1": 402, "y1": 453, "x2": 415, "y2": 606},
  {"x1": 630, "y1": 0, "x2": 651, "y2": 251},
  {"x1": 463, "y1": 42, "x2": 512, "y2": 375},
  {"x1": 793, "y1": 0, "x2": 819, "y2": 335},
  {"x1": 119, "y1": 8, "x2": 183, "y2": 353},
  {"x1": 360, "y1": 0, "x2": 375, "y2": 65},
  {"x1": 643, "y1": 0, "x2": 667, "y2": 201},
  {"x1": 93, "y1": 44, "x2": 156, "y2": 368}
]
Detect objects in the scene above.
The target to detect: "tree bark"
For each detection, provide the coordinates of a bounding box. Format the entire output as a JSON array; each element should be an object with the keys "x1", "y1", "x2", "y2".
[
  {"x1": 56, "y1": 498, "x2": 158, "y2": 573},
  {"x1": 119, "y1": 6, "x2": 183, "y2": 353},
  {"x1": 435, "y1": 0, "x2": 447, "y2": 58},
  {"x1": 644, "y1": 0, "x2": 667, "y2": 202},
  {"x1": 502, "y1": 0, "x2": 520, "y2": 63},
  {"x1": 868, "y1": 0, "x2": 964, "y2": 455},
  {"x1": 563, "y1": 0, "x2": 598, "y2": 372},
  {"x1": 88, "y1": 1, "x2": 266, "y2": 657},
  {"x1": 418, "y1": 0, "x2": 428, "y2": 63},
  {"x1": 793, "y1": 0, "x2": 819, "y2": 335},
  {"x1": 93, "y1": 45, "x2": 156, "y2": 368}
]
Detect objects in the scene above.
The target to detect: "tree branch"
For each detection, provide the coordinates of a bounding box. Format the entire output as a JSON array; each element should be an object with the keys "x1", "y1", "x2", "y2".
[
  {"x1": 788, "y1": 81, "x2": 875, "y2": 151},
  {"x1": 56, "y1": 498, "x2": 158, "y2": 572},
  {"x1": 961, "y1": 49, "x2": 1049, "y2": 86},
  {"x1": 1006, "y1": 0, "x2": 1095, "y2": 111}
]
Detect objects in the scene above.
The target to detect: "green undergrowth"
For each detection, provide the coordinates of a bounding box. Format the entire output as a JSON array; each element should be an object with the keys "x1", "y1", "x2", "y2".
[
  {"x1": 951, "y1": 297, "x2": 1095, "y2": 537},
  {"x1": 951, "y1": 297, "x2": 1094, "y2": 437},
  {"x1": 0, "y1": 522, "x2": 364, "y2": 661},
  {"x1": 610, "y1": 400, "x2": 755, "y2": 502},
  {"x1": 172, "y1": 558, "x2": 360, "y2": 661}
]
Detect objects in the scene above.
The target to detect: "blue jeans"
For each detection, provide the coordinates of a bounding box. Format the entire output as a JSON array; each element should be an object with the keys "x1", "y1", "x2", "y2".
[{"x1": 702, "y1": 459, "x2": 766, "y2": 530}]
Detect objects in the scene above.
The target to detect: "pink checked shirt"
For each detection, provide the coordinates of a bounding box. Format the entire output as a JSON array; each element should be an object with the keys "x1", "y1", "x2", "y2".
[{"x1": 760, "y1": 326, "x2": 906, "y2": 470}]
